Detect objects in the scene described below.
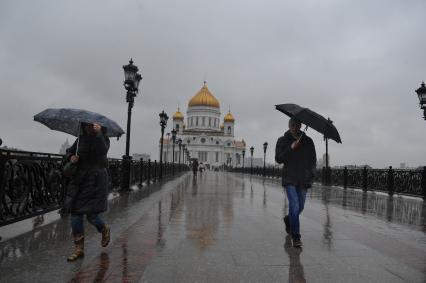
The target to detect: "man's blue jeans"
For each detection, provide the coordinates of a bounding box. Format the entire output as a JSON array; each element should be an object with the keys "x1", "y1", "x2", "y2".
[
  {"x1": 285, "y1": 185, "x2": 307, "y2": 239},
  {"x1": 71, "y1": 214, "x2": 105, "y2": 235}
]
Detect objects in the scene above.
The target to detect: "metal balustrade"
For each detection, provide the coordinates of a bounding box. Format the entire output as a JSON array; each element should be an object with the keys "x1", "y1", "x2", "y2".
[
  {"x1": 0, "y1": 149, "x2": 189, "y2": 227},
  {"x1": 229, "y1": 166, "x2": 426, "y2": 199}
]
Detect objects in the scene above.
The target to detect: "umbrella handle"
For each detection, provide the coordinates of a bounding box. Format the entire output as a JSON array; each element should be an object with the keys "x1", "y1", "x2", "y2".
[
  {"x1": 75, "y1": 122, "x2": 81, "y2": 156},
  {"x1": 296, "y1": 126, "x2": 309, "y2": 143}
]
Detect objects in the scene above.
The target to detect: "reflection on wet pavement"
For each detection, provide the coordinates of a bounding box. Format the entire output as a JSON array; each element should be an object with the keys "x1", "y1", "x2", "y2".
[
  {"x1": 284, "y1": 235, "x2": 306, "y2": 283},
  {"x1": 0, "y1": 172, "x2": 425, "y2": 282}
]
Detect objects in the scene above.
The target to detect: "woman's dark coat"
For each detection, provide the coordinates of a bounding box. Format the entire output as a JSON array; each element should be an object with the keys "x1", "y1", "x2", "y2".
[
  {"x1": 275, "y1": 130, "x2": 316, "y2": 188},
  {"x1": 64, "y1": 132, "x2": 110, "y2": 214}
]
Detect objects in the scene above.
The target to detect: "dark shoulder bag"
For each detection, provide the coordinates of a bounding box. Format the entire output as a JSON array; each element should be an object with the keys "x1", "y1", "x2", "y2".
[{"x1": 63, "y1": 135, "x2": 80, "y2": 178}]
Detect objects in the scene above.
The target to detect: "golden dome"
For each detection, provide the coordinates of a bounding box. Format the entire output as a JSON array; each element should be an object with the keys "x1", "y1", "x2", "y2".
[
  {"x1": 220, "y1": 123, "x2": 224, "y2": 129},
  {"x1": 188, "y1": 82, "x2": 220, "y2": 108},
  {"x1": 173, "y1": 107, "x2": 184, "y2": 120},
  {"x1": 224, "y1": 111, "x2": 235, "y2": 123}
]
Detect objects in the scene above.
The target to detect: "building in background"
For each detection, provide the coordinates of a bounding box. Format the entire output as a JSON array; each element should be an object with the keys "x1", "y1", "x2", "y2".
[{"x1": 160, "y1": 82, "x2": 246, "y2": 169}]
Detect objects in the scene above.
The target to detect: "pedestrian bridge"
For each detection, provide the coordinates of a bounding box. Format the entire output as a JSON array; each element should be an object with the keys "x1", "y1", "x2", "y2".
[{"x1": 0, "y1": 172, "x2": 425, "y2": 282}]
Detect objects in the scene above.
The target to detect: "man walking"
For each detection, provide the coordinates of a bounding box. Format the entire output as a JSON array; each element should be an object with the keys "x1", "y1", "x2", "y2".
[{"x1": 275, "y1": 117, "x2": 316, "y2": 247}]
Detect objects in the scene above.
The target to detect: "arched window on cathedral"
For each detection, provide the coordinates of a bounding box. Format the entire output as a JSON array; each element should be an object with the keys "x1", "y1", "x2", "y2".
[
  {"x1": 190, "y1": 117, "x2": 193, "y2": 126},
  {"x1": 202, "y1": 117, "x2": 205, "y2": 126},
  {"x1": 209, "y1": 117, "x2": 211, "y2": 127},
  {"x1": 176, "y1": 124, "x2": 179, "y2": 131},
  {"x1": 227, "y1": 126, "x2": 231, "y2": 134},
  {"x1": 196, "y1": 117, "x2": 199, "y2": 126}
]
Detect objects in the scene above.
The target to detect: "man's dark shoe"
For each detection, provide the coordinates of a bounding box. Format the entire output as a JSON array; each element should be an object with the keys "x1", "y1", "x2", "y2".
[
  {"x1": 292, "y1": 237, "x2": 302, "y2": 248},
  {"x1": 283, "y1": 215, "x2": 291, "y2": 234}
]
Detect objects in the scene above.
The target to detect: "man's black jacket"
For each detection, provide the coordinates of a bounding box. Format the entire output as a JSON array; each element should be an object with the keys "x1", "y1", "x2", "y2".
[{"x1": 275, "y1": 130, "x2": 317, "y2": 188}]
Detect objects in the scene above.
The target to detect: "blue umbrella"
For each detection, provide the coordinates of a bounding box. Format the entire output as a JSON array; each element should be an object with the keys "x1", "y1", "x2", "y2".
[{"x1": 34, "y1": 108, "x2": 125, "y2": 138}]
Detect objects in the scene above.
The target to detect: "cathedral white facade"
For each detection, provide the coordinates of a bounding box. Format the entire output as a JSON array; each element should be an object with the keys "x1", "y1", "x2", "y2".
[{"x1": 160, "y1": 82, "x2": 246, "y2": 168}]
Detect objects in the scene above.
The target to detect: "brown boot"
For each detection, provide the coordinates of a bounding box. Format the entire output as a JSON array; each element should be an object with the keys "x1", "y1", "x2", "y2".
[
  {"x1": 101, "y1": 226, "x2": 110, "y2": 247},
  {"x1": 67, "y1": 234, "x2": 84, "y2": 261}
]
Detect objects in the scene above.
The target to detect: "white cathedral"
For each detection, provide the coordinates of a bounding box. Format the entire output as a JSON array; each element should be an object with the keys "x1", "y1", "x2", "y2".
[{"x1": 160, "y1": 82, "x2": 246, "y2": 168}]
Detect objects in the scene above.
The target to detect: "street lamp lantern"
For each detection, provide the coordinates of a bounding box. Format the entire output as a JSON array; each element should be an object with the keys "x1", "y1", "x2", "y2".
[
  {"x1": 415, "y1": 81, "x2": 426, "y2": 118},
  {"x1": 263, "y1": 142, "x2": 268, "y2": 177},
  {"x1": 159, "y1": 110, "x2": 169, "y2": 126},
  {"x1": 159, "y1": 110, "x2": 168, "y2": 179},
  {"x1": 134, "y1": 74, "x2": 142, "y2": 92},
  {"x1": 250, "y1": 146, "x2": 254, "y2": 175},
  {"x1": 123, "y1": 59, "x2": 140, "y2": 91},
  {"x1": 121, "y1": 58, "x2": 142, "y2": 191}
]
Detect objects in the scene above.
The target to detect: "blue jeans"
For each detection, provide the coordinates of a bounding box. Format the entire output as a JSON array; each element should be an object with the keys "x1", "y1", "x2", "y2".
[
  {"x1": 285, "y1": 185, "x2": 307, "y2": 238},
  {"x1": 71, "y1": 214, "x2": 105, "y2": 235}
]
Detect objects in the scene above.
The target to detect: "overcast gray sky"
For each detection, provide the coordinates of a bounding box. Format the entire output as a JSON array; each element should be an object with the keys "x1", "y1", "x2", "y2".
[{"x1": 1, "y1": 0, "x2": 426, "y2": 168}]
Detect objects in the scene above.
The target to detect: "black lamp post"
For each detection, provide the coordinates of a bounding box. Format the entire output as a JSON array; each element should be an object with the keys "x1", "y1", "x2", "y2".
[
  {"x1": 324, "y1": 118, "x2": 333, "y2": 185},
  {"x1": 121, "y1": 58, "x2": 142, "y2": 191},
  {"x1": 415, "y1": 81, "x2": 426, "y2": 119},
  {"x1": 250, "y1": 146, "x2": 254, "y2": 175},
  {"x1": 182, "y1": 144, "x2": 186, "y2": 165},
  {"x1": 178, "y1": 138, "x2": 182, "y2": 166},
  {"x1": 242, "y1": 149, "x2": 246, "y2": 171},
  {"x1": 159, "y1": 110, "x2": 168, "y2": 179},
  {"x1": 263, "y1": 142, "x2": 268, "y2": 177},
  {"x1": 171, "y1": 129, "x2": 177, "y2": 174},
  {"x1": 166, "y1": 132, "x2": 170, "y2": 162},
  {"x1": 182, "y1": 147, "x2": 186, "y2": 165}
]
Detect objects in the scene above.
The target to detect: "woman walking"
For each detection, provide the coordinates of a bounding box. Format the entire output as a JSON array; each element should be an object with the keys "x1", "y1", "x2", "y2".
[{"x1": 65, "y1": 122, "x2": 111, "y2": 261}]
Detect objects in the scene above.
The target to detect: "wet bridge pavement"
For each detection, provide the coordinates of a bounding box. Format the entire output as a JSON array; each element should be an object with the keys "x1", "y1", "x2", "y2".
[{"x1": 1, "y1": 172, "x2": 425, "y2": 282}]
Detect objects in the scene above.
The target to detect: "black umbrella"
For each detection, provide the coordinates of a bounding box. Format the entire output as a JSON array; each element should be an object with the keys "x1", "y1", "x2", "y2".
[
  {"x1": 275, "y1": 103, "x2": 342, "y2": 143},
  {"x1": 34, "y1": 108, "x2": 125, "y2": 138}
]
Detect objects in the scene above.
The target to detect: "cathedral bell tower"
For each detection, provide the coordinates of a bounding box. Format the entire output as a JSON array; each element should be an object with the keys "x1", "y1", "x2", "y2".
[
  {"x1": 173, "y1": 107, "x2": 184, "y2": 135},
  {"x1": 223, "y1": 110, "x2": 235, "y2": 137}
]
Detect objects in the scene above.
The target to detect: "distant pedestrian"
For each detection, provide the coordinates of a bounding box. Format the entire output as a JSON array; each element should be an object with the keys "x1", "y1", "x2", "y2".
[
  {"x1": 275, "y1": 117, "x2": 316, "y2": 247},
  {"x1": 192, "y1": 159, "x2": 199, "y2": 175},
  {"x1": 64, "y1": 122, "x2": 111, "y2": 261}
]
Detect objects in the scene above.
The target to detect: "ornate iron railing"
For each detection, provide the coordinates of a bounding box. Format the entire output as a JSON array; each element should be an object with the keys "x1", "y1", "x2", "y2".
[
  {"x1": 0, "y1": 149, "x2": 189, "y2": 227},
  {"x1": 230, "y1": 166, "x2": 426, "y2": 199}
]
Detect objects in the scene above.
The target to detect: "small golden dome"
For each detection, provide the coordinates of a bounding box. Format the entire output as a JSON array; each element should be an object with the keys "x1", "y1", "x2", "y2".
[
  {"x1": 224, "y1": 111, "x2": 235, "y2": 123},
  {"x1": 173, "y1": 107, "x2": 184, "y2": 120},
  {"x1": 220, "y1": 123, "x2": 224, "y2": 129},
  {"x1": 188, "y1": 82, "x2": 220, "y2": 108}
]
